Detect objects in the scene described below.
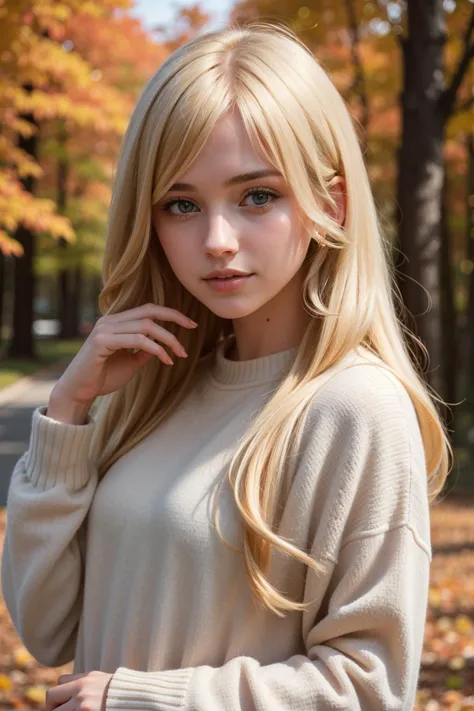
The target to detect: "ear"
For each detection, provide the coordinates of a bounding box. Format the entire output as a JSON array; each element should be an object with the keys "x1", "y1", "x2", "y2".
[{"x1": 327, "y1": 176, "x2": 347, "y2": 228}]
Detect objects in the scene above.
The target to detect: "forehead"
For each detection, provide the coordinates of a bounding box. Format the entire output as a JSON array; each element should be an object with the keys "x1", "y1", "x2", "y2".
[{"x1": 177, "y1": 110, "x2": 275, "y2": 183}]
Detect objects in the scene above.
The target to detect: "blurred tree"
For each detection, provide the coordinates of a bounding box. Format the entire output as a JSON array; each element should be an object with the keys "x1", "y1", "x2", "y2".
[
  {"x1": 394, "y1": 0, "x2": 474, "y2": 401},
  {"x1": 8, "y1": 79, "x2": 41, "y2": 357},
  {"x1": 467, "y1": 132, "x2": 474, "y2": 394},
  {"x1": 0, "y1": 0, "x2": 130, "y2": 356},
  {"x1": 56, "y1": 118, "x2": 77, "y2": 338},
  {"x1": 459, "y1": 128, "x2": 474, "y2": 472},
  {"x1": 38, "y1": 6, "x2": 167, "y2": 339},
  {"x1": 153, "y1": 3, "x2": 211, "y2": 52},
  {"x1": 0, "y1": 0, "x2": 166, "y2": 356}
]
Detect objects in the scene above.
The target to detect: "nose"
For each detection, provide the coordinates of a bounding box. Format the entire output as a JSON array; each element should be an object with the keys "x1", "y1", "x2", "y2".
[{"x1": 203, "y1": 213, "x2": 239, "y2": 257}]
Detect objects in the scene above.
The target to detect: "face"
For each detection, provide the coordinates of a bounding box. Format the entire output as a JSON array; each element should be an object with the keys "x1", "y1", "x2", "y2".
[{"x1": 151, "y1": 109, "x2": 313, "y2": 339}]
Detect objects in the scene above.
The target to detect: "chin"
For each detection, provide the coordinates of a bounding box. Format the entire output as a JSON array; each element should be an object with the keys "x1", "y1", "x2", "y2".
[
  {"x1": 210, "y1": 308, "x2": 254, "y2": 320},
  {"x1": 205, "y1": 303, "x2": 260, "y2": 320}
]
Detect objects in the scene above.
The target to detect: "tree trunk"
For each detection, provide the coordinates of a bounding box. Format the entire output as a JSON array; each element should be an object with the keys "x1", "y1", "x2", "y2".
[
  {"x1": 465, "y1": 131, "x2": 474, "y2": 479},
  {"x1": 71, "y1": 265, "x2": 82, "y2": 335},
  {"x1": 466, "y1": 133, "x2": 474, "y2": 399},
  {"x1": 57, "y1": 120, "x2": 77, "y2": 338},
  {"x1": 92, "y1": 273, "x2": 102, "y2": 323},
  {"x1": 0, "y1": 251, "x2": 4, "y2": 348},
  {"x1": 439, "y1": 170, "x2": 457, "y2": 432},
  {"x1": 7, "y1": 83, "x2": 39, "y2": 360},
  {"x1": 395, "y1": 0, "x2": 446, "y2": 399}
]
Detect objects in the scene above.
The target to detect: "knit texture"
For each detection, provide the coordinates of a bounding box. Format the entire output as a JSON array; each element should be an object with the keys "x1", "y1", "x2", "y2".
[{"x1": 1, "y1": 335, "x2": 432, "y2": 710}]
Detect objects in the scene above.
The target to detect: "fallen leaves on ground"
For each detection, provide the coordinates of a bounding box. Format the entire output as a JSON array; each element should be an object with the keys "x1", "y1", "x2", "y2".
[
  {"x1": 1, "y1": 498, "x2": 474, "y2": 709},
  {"x1": 415, "y1": 498, "x2": 474, "y2": 710}
]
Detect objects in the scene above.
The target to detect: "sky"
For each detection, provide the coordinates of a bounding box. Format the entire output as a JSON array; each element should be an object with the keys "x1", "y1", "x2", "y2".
[{"x1": 131, "y1": 0, "x2": 235, "y2": 32}]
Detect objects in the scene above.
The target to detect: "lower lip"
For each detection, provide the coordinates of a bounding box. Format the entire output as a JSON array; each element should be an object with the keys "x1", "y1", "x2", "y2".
[{"x1": 204, "y1": 274, "x2": 254, "y2": 292}]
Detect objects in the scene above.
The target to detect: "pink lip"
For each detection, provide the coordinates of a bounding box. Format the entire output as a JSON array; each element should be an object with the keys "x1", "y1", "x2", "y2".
[
  {"x1": 204, "y1": 274, "x2": 254, "y2": 292},
  {"x1": 204, "y1": 271, "x2": 251, "y2": 279}
]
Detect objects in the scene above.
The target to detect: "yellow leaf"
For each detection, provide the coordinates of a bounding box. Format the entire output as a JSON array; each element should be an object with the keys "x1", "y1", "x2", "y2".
[
  {"x1": 448, "y1": 656, "x2": 465, "y2": 670},
  {"x1": 428, "y1": 588, "x2": 441, "y2": 607},
  {"x1": 0, "y1": 674, "x2": 13, "y2": 690},
  {"x1": 13, "y1": 646, "x2": 34, "y2": 666},
  {"x1": 25, "y1": 685, "x2": 48, "y2": 705},
  {"x1": 454, "y1": 614, "x2": 472, "y2": 634}
]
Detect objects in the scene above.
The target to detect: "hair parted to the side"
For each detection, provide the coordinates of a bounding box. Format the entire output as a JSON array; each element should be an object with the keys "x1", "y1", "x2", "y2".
[{"x1": 90, "y1": 20, "x2": 454, "y2": 617}]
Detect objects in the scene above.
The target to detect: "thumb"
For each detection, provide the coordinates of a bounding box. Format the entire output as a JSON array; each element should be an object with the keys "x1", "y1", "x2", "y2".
[{"x1": 58, "y1": 673, "x2": 87, "y2": 684}]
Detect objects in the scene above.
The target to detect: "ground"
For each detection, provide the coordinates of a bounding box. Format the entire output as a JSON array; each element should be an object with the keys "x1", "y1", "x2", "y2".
[{"x1": 1, "y1": 498, "x2": 474, "y2": 710}]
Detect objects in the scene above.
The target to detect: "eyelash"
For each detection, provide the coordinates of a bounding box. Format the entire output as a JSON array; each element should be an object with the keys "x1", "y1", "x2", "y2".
[{"x1": 160, "y1": 187, "x2": 281, "y2": 219}]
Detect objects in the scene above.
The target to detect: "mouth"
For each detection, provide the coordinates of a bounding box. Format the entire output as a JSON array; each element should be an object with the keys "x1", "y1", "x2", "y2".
[
  {"x1": 204, "y1": 272, "x2": 254, "y2": 281},
  {"x1": 205, "y1": 274, "x2": 253, "y2": 280},
  {"x1": 204, "y1": 274, "x2": 255, "y2": 291}
]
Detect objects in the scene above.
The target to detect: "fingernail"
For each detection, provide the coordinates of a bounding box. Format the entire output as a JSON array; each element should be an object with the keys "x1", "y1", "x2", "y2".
[{"x1": 187, "y1": 320, "x2": 198, "y2": 327}]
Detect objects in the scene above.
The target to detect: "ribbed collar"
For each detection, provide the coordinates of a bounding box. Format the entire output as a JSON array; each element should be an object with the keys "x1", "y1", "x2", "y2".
[{"x1": 208, "y1": 334, "x2": 299, "y2": 389}]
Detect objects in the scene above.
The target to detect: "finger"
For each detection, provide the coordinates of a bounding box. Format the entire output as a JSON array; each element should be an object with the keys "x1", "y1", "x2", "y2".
[
  {"x1": 108, "y1": 319, "x2": 188, "y2": 358},
  {"x1": 51, "y1": 700, "x2": 75, "y2": 711},
  {"x1": 100, "y1": 333, "x2": 176, "y2": 365},
  {"x1": 105, "y1": 304, "x2": 196, "y2": 328},
  {"x1": 45, "y1": 680, "x2": 76, "y2": 710},
  {"x1": 58, "y1": 673, "x2": 87, "y2": 684},
  {"x1": 128, "y1": 349, "x2": 156, "y2": 367}
]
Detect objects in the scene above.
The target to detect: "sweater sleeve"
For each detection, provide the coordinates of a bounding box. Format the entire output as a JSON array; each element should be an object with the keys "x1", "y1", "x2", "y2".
[
  {"x1": 105, "y1": 525, "x2": 430, "y2": 711},
  {"x1": 1, "y1": 404, "x2": 97, "y2": 667},
  {"x1": 105, "y1": 365, "x2": 432, "y2": 711}
]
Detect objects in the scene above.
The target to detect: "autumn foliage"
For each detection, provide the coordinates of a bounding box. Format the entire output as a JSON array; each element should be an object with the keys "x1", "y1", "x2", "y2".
[
  {"x1": 1, "y1": 0, "x2": 474, "y2": 708},
  {"x1": 0, "y1": 0, "x2": 167, "y2": 257}
]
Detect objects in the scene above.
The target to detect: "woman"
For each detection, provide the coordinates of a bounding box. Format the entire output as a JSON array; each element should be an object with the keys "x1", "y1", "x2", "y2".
[{"x1": 2, "y1": 21, "x2": 451, "y2": 711}]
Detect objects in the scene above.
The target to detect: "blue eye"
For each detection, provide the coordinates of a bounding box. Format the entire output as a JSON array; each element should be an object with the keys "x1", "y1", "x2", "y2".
[
  {"x1": 160, "y1": 187, "x2": 280, "y2": 218},
  {"x1": 245, "y1": 189, "x2": 277, "y2": 208},
  {"x1": 162, "y1": 199, "x2": 197, "y2": 216}
]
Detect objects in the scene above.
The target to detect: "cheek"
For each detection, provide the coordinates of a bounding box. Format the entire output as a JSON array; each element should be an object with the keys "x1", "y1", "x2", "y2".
[
  {"x1": 161, "y1": 244, "x2": 190, "y2": 278},
  {"x1": 247, "y1": 211, "x2": 289, "y2": 247},
  {"x1": 155, "y1": 228, "x2": 190, "y2": 278},
  {"x1": 255, "y1": 212, "x2": 307, "y2": 265}
]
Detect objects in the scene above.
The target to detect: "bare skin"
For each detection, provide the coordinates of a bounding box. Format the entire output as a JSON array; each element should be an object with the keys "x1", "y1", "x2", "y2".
[{"x1": 48, "y1": 305, "x2": 198, "y2": 424}]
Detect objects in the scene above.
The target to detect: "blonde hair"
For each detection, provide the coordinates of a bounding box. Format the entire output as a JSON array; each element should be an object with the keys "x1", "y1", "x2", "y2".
[{"x1": 91, "y1": 21, "x2": 453, "y2": 617}]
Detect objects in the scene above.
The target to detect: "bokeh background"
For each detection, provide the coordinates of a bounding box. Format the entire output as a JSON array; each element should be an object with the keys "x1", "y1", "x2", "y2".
[{"x1": 0, "y1": 1, "x2": 473, "y2": 708}]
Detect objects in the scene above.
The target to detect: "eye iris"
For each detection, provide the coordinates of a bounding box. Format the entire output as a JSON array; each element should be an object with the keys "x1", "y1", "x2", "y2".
[
  {"x1": 253, "y1": 192, "x2": 268, "y2": 205},
  {"x1": 178, "y1": 200, "x2": 194, "y2": 213}
]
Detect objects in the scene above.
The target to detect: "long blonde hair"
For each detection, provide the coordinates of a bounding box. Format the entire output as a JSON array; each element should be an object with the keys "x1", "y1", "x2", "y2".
[{"x1": 91, "y1": 21, "x2": 453, "y2": 617}]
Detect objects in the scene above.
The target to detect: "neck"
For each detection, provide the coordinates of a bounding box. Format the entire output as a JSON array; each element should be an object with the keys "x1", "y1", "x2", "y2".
[{"x1": 225, "y1": 338, "x2": 239, "y2": 361}]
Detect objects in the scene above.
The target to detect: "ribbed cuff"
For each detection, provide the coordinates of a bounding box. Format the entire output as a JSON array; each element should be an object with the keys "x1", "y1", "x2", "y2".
[
  {"x1": 106, "y1": 666, "x2": 193, "y2": 710},
  {"x1": 23, "y1": 405, "x2": 96, "y2": 491}
]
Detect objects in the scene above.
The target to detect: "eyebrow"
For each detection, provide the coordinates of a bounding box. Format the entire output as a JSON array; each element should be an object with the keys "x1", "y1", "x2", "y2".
[{"x1": 168, "y1": 169, "x2": 283, "y2": 192}]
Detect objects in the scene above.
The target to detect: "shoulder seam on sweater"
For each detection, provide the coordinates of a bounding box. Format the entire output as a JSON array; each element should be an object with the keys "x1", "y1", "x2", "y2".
[{"x1": 338, "y1": 521, "x2": 432, "y2": 562}]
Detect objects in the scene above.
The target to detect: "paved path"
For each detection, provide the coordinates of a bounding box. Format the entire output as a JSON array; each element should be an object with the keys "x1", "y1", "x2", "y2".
[{"x1": 0, "y1": 357, "x2": 74, "y2": 507}]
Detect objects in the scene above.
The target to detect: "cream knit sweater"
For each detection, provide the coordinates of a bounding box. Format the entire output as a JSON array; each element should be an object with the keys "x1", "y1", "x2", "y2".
[{"x1": 2, "y1": 335, "x2": 432, "y2": 710}]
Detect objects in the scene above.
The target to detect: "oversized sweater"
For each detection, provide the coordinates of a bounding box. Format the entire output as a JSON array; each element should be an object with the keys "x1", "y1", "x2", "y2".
[{"x1": 1, "y1": 334, "x2": 432, "y2": 711}]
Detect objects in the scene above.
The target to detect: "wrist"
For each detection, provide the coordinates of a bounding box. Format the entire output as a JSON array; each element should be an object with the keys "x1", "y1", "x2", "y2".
[{"x1": 47, "y1": 389, "x2": 94, "y2": 425}]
